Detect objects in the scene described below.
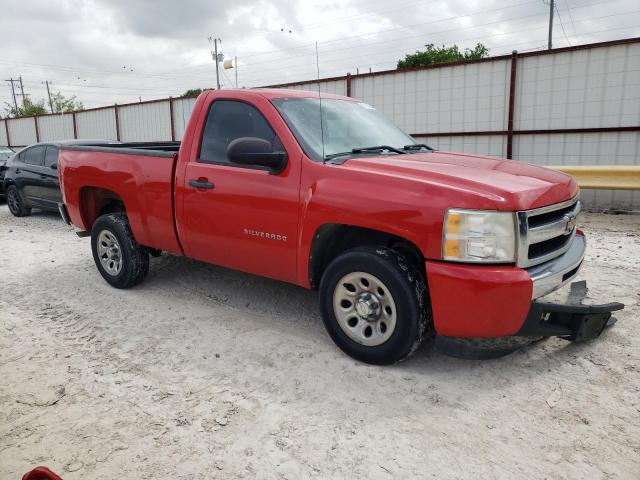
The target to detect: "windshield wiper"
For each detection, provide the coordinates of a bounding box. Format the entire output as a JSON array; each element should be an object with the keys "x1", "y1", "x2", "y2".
[
  {"x1": 352, "y1": 145, "x2": 406, "y2": 155},
  {"x1": 403, "y1": 143, "x2": 434, "y2": 152},
  {"x1": 324, "y1": 145, "x2": 406, "y2": 161}
]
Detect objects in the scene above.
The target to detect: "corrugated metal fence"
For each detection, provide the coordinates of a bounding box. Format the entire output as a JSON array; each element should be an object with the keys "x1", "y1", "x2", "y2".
[{"x1": 2, "y1": 38, "x2": 639, "y2": 210}]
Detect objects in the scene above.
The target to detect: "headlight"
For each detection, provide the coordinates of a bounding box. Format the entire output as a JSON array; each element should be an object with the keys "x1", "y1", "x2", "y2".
[{"x1": 442, "y1": 209, "x2": 516, "y2": 263}]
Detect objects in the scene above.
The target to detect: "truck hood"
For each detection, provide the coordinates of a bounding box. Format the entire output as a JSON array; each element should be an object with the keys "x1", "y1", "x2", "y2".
[{"x1": 341, "y1": 151, "x2": 578, "y2": 210}]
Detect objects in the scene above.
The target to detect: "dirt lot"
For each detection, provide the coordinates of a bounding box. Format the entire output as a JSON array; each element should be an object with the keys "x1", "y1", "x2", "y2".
[{"x1": 0, "y1": 206, "x2": 638, "y2": 480}]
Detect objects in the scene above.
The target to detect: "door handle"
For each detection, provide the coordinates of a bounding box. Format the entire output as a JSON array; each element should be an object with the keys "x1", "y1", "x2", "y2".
[{"x1": 188, "y1": 179, "x2": 215, "y2": 190}]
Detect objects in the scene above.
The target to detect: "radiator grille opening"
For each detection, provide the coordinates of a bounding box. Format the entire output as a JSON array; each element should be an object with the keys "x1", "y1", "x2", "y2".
[
  {"x1": 528, "y1": 234, "x2": 572, "y2": 259},
  {"x1": 527, "y1": 203, "x2": 576, "y2": 228}
]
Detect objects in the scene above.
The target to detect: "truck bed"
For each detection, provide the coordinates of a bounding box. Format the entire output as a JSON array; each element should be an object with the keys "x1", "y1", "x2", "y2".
[{"x1": 58, "y1": 143, "x2": 182, "y2": 255}]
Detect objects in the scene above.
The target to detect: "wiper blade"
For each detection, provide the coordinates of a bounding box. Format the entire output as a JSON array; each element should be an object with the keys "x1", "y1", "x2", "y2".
[
  {"x1": 323, "y1": 151, "x2": 353, "y2": 161},
  {"x1": 403, "y1": 143, "x2": 434, "y2": 151},
  {"x1": 352, "y1": 145, "x2": 406, "y2": 155},
  {"x1": 323, "y1": 145, "x2": 406, "y2": 161}
]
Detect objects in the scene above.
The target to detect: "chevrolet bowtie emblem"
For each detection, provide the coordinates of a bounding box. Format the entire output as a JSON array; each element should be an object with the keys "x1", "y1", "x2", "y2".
[{"x1": 565, "y1": 214, "x2": 577, "y2": 234}]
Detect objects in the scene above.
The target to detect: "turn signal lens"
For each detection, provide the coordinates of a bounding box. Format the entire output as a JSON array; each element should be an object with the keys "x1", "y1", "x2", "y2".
[{"x1": 442, "y1": 209, "x2": 516, "y2": 263}]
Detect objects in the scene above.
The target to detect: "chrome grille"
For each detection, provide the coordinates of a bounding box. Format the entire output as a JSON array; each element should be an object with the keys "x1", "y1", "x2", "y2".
[{"x1": 516, "y1": 197, "x2": 581, "y2": 268}]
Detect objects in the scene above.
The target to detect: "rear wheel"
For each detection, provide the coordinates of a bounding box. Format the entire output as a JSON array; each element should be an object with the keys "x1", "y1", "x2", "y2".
[
  {"x1": 91, "y1": 213, "x2": 149, "y2": 289},
  {"x1": 319, "y1": 246, "x2": 431, "y2": 365},
  {"x1": 6, "y1": 185, "x2": 31, "y2": 217}
]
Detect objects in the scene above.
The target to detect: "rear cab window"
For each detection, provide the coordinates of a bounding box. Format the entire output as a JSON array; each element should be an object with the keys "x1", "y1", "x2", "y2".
[{"x1": 198, "y1": 100, "x2": 282, "y2": 165}]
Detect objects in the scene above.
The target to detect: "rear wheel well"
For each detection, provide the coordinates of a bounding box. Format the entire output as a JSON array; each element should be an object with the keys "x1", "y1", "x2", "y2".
[
  {"x1": 309, "y1": 224, "x2": 425, "y2": 289},
  {"x1": 79, "y1": 187, "x2": 125, "y2": 230}
]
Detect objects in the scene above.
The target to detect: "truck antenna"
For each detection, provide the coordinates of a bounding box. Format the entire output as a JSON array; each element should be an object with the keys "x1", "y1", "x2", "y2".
[{"x1": 316, "y1": 42, "x2": 326, "y2": 163}]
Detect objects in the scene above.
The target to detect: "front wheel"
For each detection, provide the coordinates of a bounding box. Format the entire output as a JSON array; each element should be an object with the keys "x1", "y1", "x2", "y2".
[
  {"x1": 6, "y1": 185, "x2": 31, "y2": 217},
  {"x1": 319, "y1": 246, "x2": 431, "y2": 365},
  {"x1": 91, "y1": 213, "x2": 149, "y2": 289}
]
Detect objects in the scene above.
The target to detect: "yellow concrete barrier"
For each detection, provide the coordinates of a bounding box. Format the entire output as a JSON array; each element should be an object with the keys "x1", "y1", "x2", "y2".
[{"x1": 548, "y1": 165, "x2": 640, "y2": 190}]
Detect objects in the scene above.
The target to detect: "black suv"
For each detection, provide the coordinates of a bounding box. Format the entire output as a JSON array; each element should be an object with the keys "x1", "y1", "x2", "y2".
[{"x1": 3, "y1": 140, "x2": 116, "y2": 217}]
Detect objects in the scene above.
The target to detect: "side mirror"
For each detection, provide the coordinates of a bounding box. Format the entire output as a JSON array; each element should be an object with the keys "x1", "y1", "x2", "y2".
[
  {"x1": 50, "y1": 163, "x2": 58, "y2": 170},
  {"x1": 227, "y1": 137, "x2": 286, "y2": 173}
]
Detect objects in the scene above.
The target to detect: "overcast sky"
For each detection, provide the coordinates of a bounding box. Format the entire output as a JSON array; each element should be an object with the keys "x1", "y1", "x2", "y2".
[{"x1": 1, "y1": 0, "x2": 639, "y2": 111}]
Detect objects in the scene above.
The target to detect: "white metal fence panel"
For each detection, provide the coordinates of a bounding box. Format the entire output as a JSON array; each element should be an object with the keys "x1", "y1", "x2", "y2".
[
  {"x1": 514, "y1": 131, "x2": 639, "y2": 210},
  {"x1": 172, "y1": 97, "x2": 197, "y2": 140},
  {"x1": 416, "y1": 135, "x2": 507, "y2": 158},
  {"x1": 352, "y1": 60, "x2": 510, "y2": 135},
  {"x1": 8, "y1": 117, "x2": 37, "y2": 146},
  {"x1": 513, "y1": 131, "x2": 640, "y2": 166},
  {"x1": 515, "y1": 43, "x2": 640, "y2": 130},
  {"x1": 75, "y1": 108, "x2": 117, "y2": 140},
  {"x1": 37, "y1": 114, "x2": 74, "y2": 142},
  {"x1": 279, "y1": 79, "x2": 348, "y2": 96},
  {"x1": 118, "y1": 101, "x2": 172, "y2": 142},
  {"x1": 0, "y1": 120, "x2": 7, "y2": 146}
]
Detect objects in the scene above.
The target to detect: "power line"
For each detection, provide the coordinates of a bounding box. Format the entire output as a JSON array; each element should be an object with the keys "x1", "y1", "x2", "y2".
[
  {"x1": 554, "y1": 3, "x2": 572, "y2": 45},
  {"x1": 0, "y1": 0, "x2": 634, "y2": 102},
  {"x1": 223, "y1": 9, "x2": 640, "y2": 84},
  {"x1": 0, "y1": 0, "x2": 623, "y2": 86},
  {"x1": 564, "y1": 0, "x2": 579, "y2": 37}
]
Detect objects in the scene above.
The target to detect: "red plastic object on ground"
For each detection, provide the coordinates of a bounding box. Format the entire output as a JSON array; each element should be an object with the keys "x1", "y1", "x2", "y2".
[{"x1": 22, "y1": 467, "x2": 63, "y2": 480}]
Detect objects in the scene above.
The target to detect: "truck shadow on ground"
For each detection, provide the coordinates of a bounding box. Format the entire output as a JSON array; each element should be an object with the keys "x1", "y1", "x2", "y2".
[{"x1": 144, "y1": 251, "x2": 602, "y2": 375}]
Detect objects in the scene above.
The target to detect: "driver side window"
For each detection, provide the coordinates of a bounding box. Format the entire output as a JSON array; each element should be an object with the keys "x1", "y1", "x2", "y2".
[{"x1": 198, "y1": 100, "x2": 282, "y2": 165}]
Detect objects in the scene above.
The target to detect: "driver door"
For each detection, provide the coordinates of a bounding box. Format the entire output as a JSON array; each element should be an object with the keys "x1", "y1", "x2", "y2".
[{"x1": 178, "y1": 98, "x2": 301, "y2": 283}]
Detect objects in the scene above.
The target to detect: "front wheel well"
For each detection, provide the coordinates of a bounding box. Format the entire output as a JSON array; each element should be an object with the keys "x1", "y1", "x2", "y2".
[{"x1": 308, "y1": 224, "x2": 425, "y2": 289}]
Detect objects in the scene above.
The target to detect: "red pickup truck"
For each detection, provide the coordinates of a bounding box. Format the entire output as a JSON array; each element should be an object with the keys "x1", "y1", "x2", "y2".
[{"x1": 57, "y1": 89, "x2": 623, "y2": 364}]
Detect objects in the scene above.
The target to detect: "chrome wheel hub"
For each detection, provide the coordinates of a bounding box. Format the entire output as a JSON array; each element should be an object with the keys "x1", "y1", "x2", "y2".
[
  {"x1": 333, "y1": 271, "x2": 397, "y2": 347},
  {"x1": 97, "y1": 230, "x2": 123, "y2": 276},
  {"x1": 355, "y1": 293, "x2": 381, "y2": 321}
]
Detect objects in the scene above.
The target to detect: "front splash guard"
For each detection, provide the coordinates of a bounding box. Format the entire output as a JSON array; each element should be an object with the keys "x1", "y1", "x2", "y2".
[
  {"x1": 517, "y1": 281, "x2": 624, "y2": 341},
  {"x1": 436, "y1": 281, "x2": 624, "y2": 359}
]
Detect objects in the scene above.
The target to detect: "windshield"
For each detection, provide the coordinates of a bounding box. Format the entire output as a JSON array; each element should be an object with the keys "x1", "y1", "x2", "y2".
[{"x1": 272, "y1": 98, "x2": 416, "y2": 162}]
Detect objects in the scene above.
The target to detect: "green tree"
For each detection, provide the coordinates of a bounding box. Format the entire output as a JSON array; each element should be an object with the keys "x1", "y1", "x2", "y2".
[
  {"x1": 182, "y1": 88, "x2": 203, "y2": 97},
  {"x1": 397, "y1": 43, "x2": 489, "y2": 69},
  {"x1": 4, "y1": 98, "x2": 48, "y2": 118},
  {"x1": 50, "y1": 92, "x2": 83, "y2": 113}
]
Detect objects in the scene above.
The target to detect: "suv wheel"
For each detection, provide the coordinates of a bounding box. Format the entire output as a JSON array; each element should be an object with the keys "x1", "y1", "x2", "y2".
[
  {"x1": 6, "y1": 185, "x2": 31, "y2": 217},
  {"x1": 91, "y1": 213, "x2": 149, "y2": 289},
  {"x1": 319, "y1": 246, "x2": 431, "y2": 365}
]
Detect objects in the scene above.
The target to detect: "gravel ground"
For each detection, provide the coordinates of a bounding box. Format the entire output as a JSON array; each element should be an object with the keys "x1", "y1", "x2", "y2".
[{"x1": 0, "y1": 205, "x2": 639, "y2": 480}]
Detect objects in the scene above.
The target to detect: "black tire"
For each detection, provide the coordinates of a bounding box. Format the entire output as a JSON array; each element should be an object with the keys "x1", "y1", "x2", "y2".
[
  {"x1": 6, "y1": 185, "x2": 31, "y2": 217},
  {"x1": 91, "y1": 213, "x2": 149, "y2": 289},
  {"x1": 319, "y1": 246, "x2": 431, "y2": 365}
]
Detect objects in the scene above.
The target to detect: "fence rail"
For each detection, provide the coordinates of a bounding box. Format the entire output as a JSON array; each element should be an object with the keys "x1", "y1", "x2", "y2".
[
  {"x1": 550, "y1": 166, "x2": 640, "y2": 190},
  {"x1": 1, "y1": 37, "x2": 639, "y2": 210}
]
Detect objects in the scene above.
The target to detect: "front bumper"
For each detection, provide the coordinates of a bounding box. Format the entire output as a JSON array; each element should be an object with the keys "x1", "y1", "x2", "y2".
[
  {"x1": 425, "y1": 232, "x2": 622, "y2": 338},
  {"x1": 528, "y1": 232, "x2": 586, "y2": 299}
]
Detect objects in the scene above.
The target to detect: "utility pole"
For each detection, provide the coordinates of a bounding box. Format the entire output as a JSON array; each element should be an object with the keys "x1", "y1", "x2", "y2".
[
  {"x1": 5, "y1": 78, "x2": 19, "y2": 111},
  {"x1": 548, "y1": 0, "x2": 555, "y2": 50},
  {"x1": 44, "y1": 80, "x2": 54, "y2": 113},
  {"x1": 18, "y1": 76, "x2": 27, "y2": 107},
  {"x1": 209, "y1": 36, "x2": 222, "y2": 90},
  {"x1": 235, "y1": 56, "x2": 238, "y2": 88}
]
